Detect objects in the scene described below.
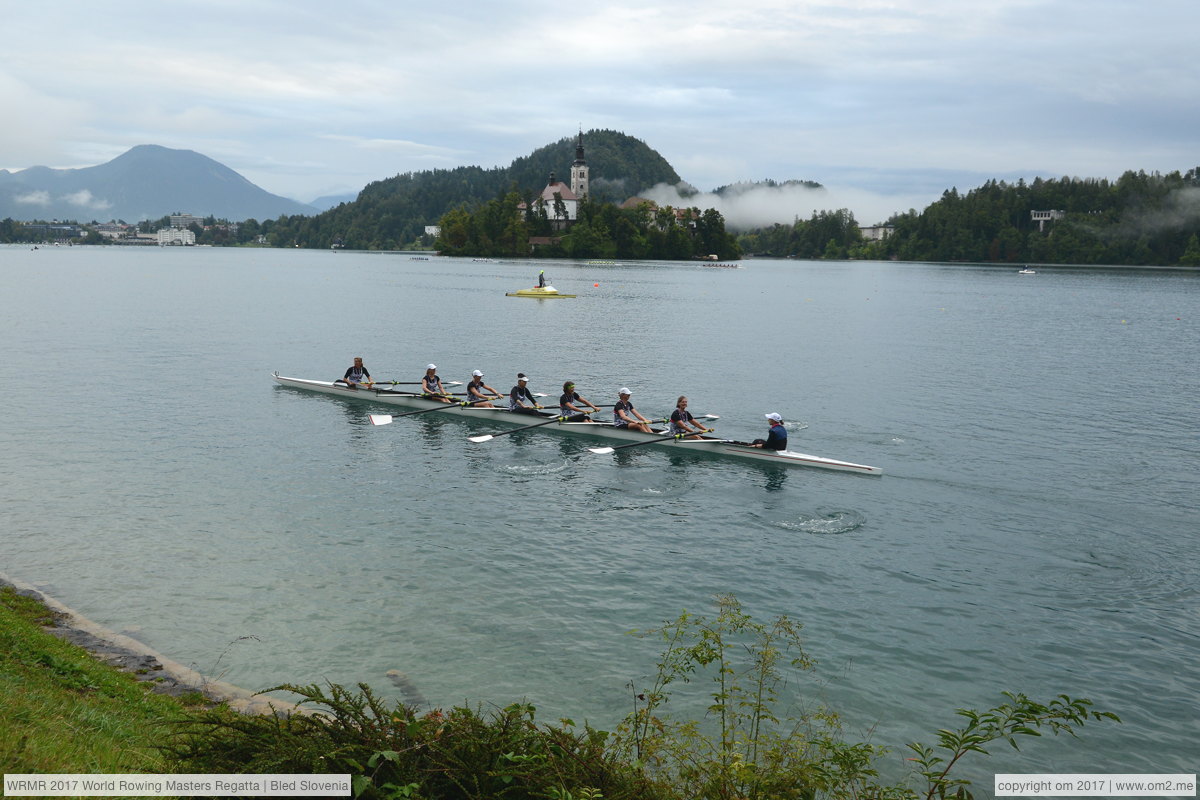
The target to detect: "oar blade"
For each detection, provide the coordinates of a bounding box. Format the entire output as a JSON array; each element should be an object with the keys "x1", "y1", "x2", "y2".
[
  {"x1": 588, "y1": 446, "x2": 617, "y2": 455},
  {"x1": 467, "y1": 434, "x2": 495, "y2": 443},
  {"x1": 369, "y1": 414, "x2": 394, "y2": 426}
]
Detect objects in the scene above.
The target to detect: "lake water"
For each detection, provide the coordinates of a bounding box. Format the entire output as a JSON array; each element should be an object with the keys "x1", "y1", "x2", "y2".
[{"x1": 1, "y1": 245, "x2": 1196, "y2": 785}]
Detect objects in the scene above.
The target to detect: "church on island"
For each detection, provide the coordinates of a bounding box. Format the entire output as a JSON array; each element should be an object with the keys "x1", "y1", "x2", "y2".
[{"x1": 520, "y1": 132, "x2": 590, "y2": 228}]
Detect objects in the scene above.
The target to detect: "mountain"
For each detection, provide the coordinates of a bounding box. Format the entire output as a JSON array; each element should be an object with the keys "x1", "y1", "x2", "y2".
[
  {"x1": 309, "y1": 191, "x2": 360, "y2": 211},
  {"x1": 263, "y1": 129, "x2": 683, "y2": 249},
  {"x1": 0, "y1": 145, "x2": 317, "y2": 222}
]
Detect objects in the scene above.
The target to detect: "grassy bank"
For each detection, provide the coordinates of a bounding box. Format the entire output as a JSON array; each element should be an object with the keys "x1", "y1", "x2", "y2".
[
  {"x1": 1, "y1": 588, "x2": 1118, "y2": 799},
  {"x1": 0, "y1": 585, "x2": 204, "y2": 774}
]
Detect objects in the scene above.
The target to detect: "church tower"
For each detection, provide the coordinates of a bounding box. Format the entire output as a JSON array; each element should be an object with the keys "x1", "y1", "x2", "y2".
[{"x1": 570, "y1": 131, "x2": 589, "y2": 200}]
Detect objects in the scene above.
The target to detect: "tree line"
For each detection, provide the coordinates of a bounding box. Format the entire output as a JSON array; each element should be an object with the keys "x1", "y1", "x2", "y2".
[
  {"x1": 737, "y1": 168, "x2": 1200, "y2": 267},
  {"x1": 436, "y1": 190, "x2": 741, "y2": 261},
  {"x1": 6, "y1": 165, "x2": 1199, "y2": 267}
]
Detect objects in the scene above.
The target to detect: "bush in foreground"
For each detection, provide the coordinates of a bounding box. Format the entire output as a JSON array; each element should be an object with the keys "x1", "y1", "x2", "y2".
[{"x1": 170, "y1": 595, "x2": 1117, "y2": 799}]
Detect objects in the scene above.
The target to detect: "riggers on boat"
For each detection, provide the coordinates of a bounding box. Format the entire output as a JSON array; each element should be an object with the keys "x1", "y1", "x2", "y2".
[
  {"x1": 272, "y1": 374, "x2": 882, "y2": 475},
  {"x1": 505, "y1": 286, "x2": 576, "y2": 298}
]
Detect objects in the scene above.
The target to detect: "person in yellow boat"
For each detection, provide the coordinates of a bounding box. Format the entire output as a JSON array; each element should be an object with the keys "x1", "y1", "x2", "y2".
[{"x1": 537, "y1": 270, "x2": 547, "y2": 288}]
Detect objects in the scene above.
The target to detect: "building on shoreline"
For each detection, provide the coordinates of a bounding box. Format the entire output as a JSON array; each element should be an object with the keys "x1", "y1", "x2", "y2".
[{"x1": 157, "y1": 227, "x2": 196, "y2": 246}]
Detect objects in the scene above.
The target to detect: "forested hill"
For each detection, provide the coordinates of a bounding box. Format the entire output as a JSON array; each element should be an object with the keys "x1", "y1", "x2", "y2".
[
  {"x1": 264, "y1": 130, "x2": 681, "y2": 250},
  {"x1": 882, "y1": 169, "x2": 1200, "y2": 265},
  {"x1": 739, "y1": 168, "x2": 1200, "y2": 267}
]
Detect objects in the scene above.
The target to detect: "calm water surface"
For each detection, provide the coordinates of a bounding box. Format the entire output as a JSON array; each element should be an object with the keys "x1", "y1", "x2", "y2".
[{"x1": 1, "y1": 245, "x2": 1196, "y2": 784}]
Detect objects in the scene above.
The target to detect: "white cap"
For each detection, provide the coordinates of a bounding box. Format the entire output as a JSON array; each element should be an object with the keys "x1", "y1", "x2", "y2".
[
  {"x1": 472, "y1": 369, "x2": 483, "y2": 377},
  {"x1": 518, "y1": 375, "x2": 530, "y2": 382},
  {"x1": 765, "y1": 413, "x2": 783, "y2": 422},
  {"x1": 618, "y1": 387, "x2": 631, "y2": 395},
  {"x1": 426, "y1": 363, "x2": 437, "y2": 370}
]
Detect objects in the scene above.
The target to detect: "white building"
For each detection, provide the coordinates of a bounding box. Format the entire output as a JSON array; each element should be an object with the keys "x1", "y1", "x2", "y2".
[
  {"x1": 860, "y1": 225, "x2": 894, "y2": 241},
  {"x1": 170, "y1": 213, "x2": 205, "y2": 229},
  {"x1": 1031, "y1": 210, "x2": 1065, "y2": 232},
  {"x1": 517, "y1": 132, "x2": 590, "y2": 228},
  {"x1": 157, "y1": 227, "x2": 196, "y2": 246}
]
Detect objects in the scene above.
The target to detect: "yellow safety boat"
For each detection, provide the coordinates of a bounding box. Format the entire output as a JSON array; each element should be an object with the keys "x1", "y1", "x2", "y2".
[{"x1": 505, "y1": 286, "x2": 576, "y2": 298}]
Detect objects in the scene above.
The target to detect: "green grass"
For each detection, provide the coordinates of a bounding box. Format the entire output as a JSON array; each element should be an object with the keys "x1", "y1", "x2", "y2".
[
  {"x1": 1, "y1": 587, "x2": 1118, "y2": 800},
  {"x1": 0, "y1": 585, "x2": 206, "y2": 773}
]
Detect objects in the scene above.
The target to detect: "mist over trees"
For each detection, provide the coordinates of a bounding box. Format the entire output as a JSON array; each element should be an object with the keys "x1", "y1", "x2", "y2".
[{"x1": 739, "y1": 168, "x2": 1200, "y2": 267}]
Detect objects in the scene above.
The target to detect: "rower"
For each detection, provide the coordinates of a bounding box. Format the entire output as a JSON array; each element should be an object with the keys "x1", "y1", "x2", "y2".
[
  {"x1": 613, "y1": 387, "x2": 653, "y2": 433},
  {"x1": 668, "y1": 396, "x2": 710, "y2": 439},
  {"x1": 337, "y1": 357, "x2": 372, "y2": 389},
  {"x1": 559, "y1": 381, "x2": 600, "y2": 422},
  {"x1": 751, "y1": 413, "x2": 788, "y2": 450},
  {"x1": 422, "y1": 363, "x2": 453, "y2": 403},
  {"x1": 466, "y1": 369, "x2": 502, "y2": 408},
  {"x1": 537, "y1": 270, "x2": 547, "y2": 288},
  {"x1": 509, "y1": 373, "x2": 542, "y2": 415}
]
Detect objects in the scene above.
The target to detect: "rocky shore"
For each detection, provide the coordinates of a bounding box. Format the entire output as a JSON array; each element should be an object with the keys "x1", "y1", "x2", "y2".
[{"x1": 0, "y1": 571, "x2": 299, "y2": 716}]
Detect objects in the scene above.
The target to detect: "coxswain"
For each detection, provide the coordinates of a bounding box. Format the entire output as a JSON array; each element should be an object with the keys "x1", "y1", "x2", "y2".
[{"x1": 751, "y1": 413, "x2": 788, "y2": 450}]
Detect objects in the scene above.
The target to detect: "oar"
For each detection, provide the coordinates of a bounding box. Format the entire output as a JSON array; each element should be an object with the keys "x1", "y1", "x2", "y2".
[
  {"x1": 369, "y1": 397, "x2": 496, "y2": 425},
  {"x1": 447, "y1": 391, "x2": 551, "y2": 398},
  {"x1": 586, "y1": 415, "x2": 721, "y2": 455},
  {"x1": 376, "y1": 380, "x2": 463, "y2": 387},
  {"x1": 468, "y1": 415, "x2": 569, "y2": 443}
]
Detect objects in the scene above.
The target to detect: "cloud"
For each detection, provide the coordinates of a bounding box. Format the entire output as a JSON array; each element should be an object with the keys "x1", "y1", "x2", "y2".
[
  {"x1": 2, "y1": 1, "x2": 1197, "y2": 207},
  {"x1": 15, "y1": 190, "x2": 51, "y2": 206},
  {"x1": 64, "y1": 190, "x2": 112, "y2": 211},
  {"x1": 639, "y1": 181, "x2": 928, "y2": 230}
]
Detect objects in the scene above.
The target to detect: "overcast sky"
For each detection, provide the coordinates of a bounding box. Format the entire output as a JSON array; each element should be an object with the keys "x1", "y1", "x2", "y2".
[{"x1": 4, "y1": 1, "x2": 1197, "y2": 224}]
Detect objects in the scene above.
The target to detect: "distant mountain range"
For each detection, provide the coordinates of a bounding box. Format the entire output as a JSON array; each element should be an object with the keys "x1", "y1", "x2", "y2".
[{"x1": 0, "y1": 145, "x2": 317, "y2": 222}]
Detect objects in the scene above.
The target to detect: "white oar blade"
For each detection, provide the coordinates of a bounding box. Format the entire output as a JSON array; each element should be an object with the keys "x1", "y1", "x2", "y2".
[
  {"x1": 701, "y1": 414, "x2": 720, "y2": 420},
  {"x1": 369, "y1": 414, "x2": 394, "y2": 426},
  {"x1": 588, "y1": 446, "x2": 617, "y2": 455},
  {"x1": 446, "y1": 381, "x2": 463, "y2": 386},
  {"x1": 467, "y1": 435, "x2": 495, "y2": 443}
]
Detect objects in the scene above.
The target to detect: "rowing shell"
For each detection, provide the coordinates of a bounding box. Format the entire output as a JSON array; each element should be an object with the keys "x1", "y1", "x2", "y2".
[{"x1": 272, "y1": 373, "x2": 882, "y2": 475}]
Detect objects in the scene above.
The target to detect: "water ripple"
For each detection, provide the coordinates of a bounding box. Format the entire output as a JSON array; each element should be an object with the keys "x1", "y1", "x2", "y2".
[{"x1": 775, "y1": 509, "x2": 867, "y2": 535}]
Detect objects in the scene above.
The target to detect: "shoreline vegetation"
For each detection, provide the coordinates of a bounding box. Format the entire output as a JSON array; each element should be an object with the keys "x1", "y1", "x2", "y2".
[
  {"x1": 2, "y1": 579, "x2": 1117, "y2": 799},
  {"x1": 4, "y1": 167, "x2": 1200, "y2": 268}
]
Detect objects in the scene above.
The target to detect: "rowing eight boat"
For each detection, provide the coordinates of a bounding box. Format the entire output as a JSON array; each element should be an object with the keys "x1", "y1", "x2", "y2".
[{"x1": 272, "y1": 373, "x2": 882, "y2": 475}]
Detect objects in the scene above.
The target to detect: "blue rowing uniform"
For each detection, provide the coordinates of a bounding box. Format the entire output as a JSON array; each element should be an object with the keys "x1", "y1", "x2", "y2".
[
  {"x1": 423, "y1": 374, "x2": 444, "y2": 395},
  {"x1": 343, "y1": 366, "x2": 370, "y2": 384},
  {"x1": 764, "y1": 424, "x2": 788, "y2": 451}
]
